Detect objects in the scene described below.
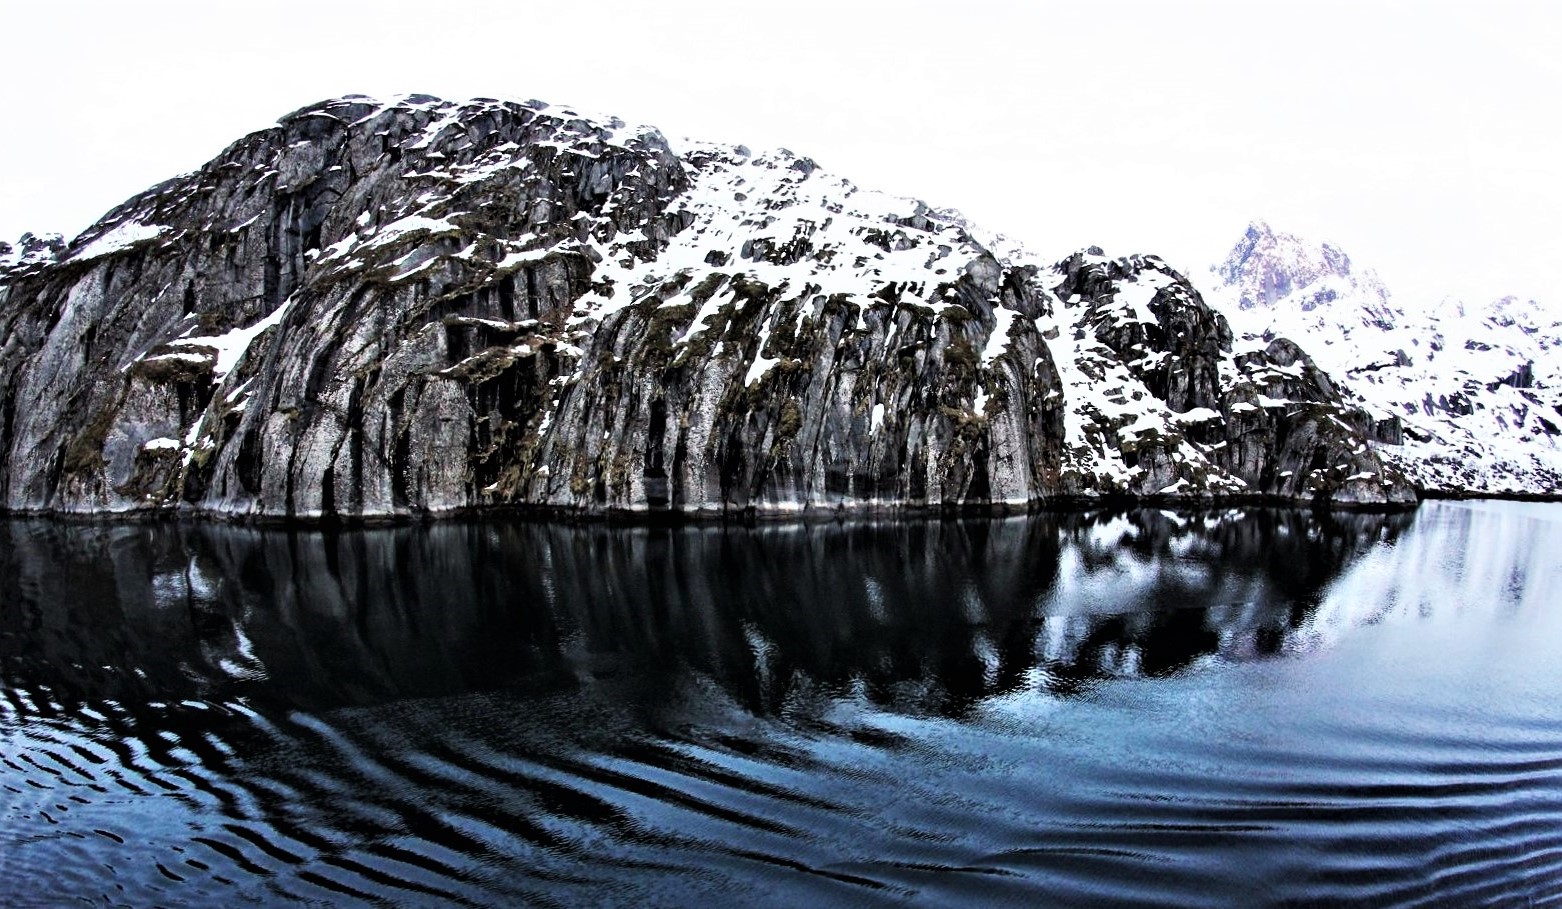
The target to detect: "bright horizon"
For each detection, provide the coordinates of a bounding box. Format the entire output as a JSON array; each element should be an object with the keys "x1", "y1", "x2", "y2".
[{"x1": 2, "y1": 0, "x2": 1557, "y2": 306}]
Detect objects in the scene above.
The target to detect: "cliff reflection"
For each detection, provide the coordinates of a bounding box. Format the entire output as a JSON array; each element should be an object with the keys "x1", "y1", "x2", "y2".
[{"x1": 0, "y1": 508, "x2": 1411, "y2": 719}]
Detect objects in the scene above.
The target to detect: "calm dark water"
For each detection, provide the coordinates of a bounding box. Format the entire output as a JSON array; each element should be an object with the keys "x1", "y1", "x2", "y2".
[{"x1": 1, "y1": 501, "x2": 1560, "y2": 908}]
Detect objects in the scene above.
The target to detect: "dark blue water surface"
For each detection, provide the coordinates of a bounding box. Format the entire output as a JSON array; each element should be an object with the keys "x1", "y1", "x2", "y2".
[{"x1": 2, "y1": 501, "x2": 1560, "y2": 907}]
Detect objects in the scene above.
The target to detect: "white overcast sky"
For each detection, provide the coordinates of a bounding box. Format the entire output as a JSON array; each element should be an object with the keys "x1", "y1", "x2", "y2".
[{"x1": 1, "y1": 0, "x2": 1557, "y2": 304}]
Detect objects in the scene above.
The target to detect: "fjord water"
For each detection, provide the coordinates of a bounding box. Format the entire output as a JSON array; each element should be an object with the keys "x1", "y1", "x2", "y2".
[{"x1": 1, "y1": 502, "x2": 1559, "y2": 907}]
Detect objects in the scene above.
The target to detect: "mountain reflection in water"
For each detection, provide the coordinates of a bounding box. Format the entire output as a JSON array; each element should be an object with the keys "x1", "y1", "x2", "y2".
[{"x1": 1, "y1": 502, "x2": 1559, "y2": 907}]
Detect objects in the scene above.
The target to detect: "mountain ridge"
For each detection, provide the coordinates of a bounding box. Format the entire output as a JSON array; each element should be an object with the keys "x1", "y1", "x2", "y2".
[{"x1": 0, "y1": 95, "x2": 1464, "y2": 520}]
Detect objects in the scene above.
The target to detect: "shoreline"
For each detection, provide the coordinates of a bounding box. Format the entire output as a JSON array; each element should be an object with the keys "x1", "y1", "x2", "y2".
[{"x1": 0, "y1": 489, "x2": 1519, "y2": 530}]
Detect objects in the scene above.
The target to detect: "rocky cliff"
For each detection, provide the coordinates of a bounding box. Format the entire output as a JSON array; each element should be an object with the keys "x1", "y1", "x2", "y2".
[{"x1": 0, "y1": 95, "x2": 1413, "y2": 520}]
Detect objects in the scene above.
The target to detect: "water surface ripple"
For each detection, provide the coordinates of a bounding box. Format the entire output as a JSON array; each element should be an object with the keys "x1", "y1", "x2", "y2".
[{"x1": 2, "y1": 501, "x2": 1559, "y2": 907}]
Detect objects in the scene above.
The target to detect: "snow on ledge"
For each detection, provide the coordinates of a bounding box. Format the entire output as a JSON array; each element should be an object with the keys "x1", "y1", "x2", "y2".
[
  {"x1": 72, "y1": 222, "x2": 168, "y2": 263},
  {"x1": 170, "y1": 294, "x2": 296, "y2": 379}
]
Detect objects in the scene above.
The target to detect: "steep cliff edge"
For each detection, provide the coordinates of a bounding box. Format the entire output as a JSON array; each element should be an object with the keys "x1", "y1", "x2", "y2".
[{"x1": 0, "y1": 95, "x2": 1412, "y2": 519}]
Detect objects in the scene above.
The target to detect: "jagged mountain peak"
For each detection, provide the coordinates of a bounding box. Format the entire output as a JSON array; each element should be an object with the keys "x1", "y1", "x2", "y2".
[
  {"x1": 1224, "y1": 219, "x2": 1350, "y2": 271},
  {"x1": 1212, "y1": 220, "x2": 1387, "y2": 319},
  {"x1": 1211, "y1": 221, "x2": 1396, "y2": 345}
]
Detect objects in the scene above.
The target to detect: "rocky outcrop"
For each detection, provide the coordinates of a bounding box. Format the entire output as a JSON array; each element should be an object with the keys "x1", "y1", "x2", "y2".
[
  {"x1": 1040, "y1": 251, "x2": 1410, "y2": 504},
  {"x1": 0, "y1": 96, "x2": 1413, "y2": 520},
  {"x1": 0, "y1": 233, "x2": 65, "y2": 274}
]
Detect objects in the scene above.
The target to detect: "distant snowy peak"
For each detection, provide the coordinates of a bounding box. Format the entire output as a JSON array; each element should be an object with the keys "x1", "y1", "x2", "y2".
[
  {"x1": 1486, "y1": 295, "x2": 1562, "y2": 334},
  {"x1": 1207, "y1": 221, "x2": 1562, "y2": 495},
  {"x1": 1212, "y1": 220, "x2": 1393, "y2": 326}
]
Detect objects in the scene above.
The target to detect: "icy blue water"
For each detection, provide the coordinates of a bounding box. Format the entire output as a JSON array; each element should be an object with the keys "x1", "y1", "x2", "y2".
[{"x1": 2, "y1": 501, "x2": 1560, "y2": 907}]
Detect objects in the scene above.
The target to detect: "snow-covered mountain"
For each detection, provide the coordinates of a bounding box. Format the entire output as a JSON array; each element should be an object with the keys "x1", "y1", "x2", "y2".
[
  {"x1": 15, "y1": 96, "x2": 1544, "y2": 520},
  {"x1": 1209, "y1": 221, "x2": 1562, "y2": 494}
]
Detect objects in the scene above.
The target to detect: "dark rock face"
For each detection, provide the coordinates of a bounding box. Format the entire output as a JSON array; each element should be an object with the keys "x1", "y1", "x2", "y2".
[{"x1": 0, "y1": 96, "x2": 1413, "y2": 519}]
